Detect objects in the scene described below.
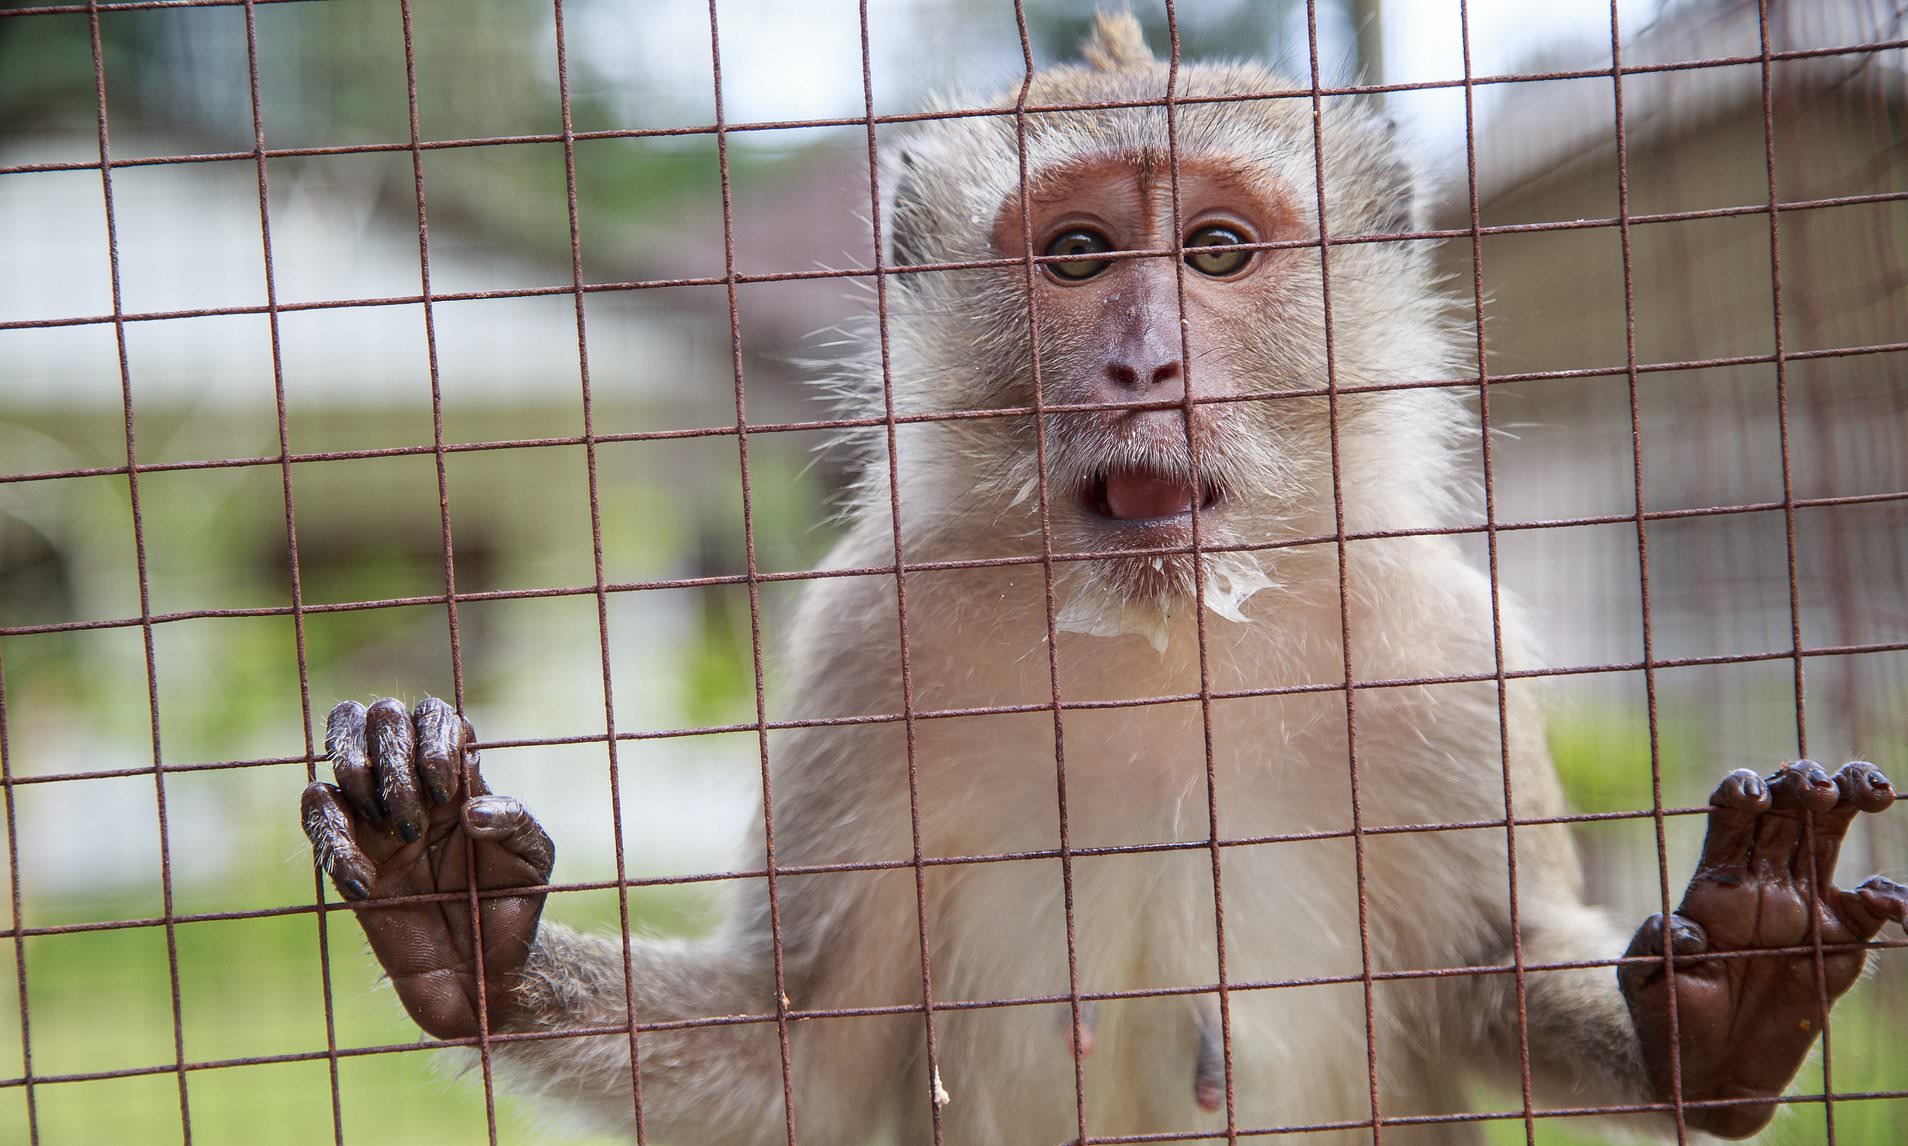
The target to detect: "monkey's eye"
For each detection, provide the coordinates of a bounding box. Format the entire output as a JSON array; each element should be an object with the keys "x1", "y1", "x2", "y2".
[
  {"x1": 1044, "y1": 229, "x2": 1113, "y2": 281},
  {"x1": 1185, "y1": 225, "x2": 1252, "y2": 277}
]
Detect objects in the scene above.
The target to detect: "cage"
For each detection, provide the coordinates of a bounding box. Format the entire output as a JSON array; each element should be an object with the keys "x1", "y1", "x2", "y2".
[{"x1": 0, "y1": 1, "x2": 1904, "y2": 1144}]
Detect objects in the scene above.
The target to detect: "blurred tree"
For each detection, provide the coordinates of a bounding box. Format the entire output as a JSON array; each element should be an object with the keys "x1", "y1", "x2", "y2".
[
  {"x1": 0, "y1": 0, "x2": 721, "y2": 276},
  {"x1": 1, "y1": 0, "x2": 1381, "y2": 279}
]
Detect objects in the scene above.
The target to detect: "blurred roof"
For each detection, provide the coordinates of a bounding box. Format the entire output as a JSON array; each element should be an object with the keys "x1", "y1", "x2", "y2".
[
  {"x1": 1, "y1": 134, "x2": 711, "y2": 408},
  {"x1": 1451, "y1": 0, "x2": 1906, "y2": 207}
]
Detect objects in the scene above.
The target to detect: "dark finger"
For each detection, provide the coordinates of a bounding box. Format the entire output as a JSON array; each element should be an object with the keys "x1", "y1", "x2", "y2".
[
  {"x1": 412, "y1": 696, "x2": 463, "y2": 806},
  {"x1": 1627, "y1": 912, "x2": 1709, "y2": 959},
  {"x1": 461, "y1": 715, "x2": 489, "y2": 797},
  {"x1": 1076, "y1": 1000, "x2": 1097, "y2": 1058},
  {"x1": 1694, "y1": 769, "x2": 1769, "y2": 881},
  {"x1": 1810, "y1": 762, "x2": 1895, "y2": 893},
  {"x1": 1753, "y1": 760, "x2": 1837, "y2": 881},
  {"x1": 301, "y1": 782, "x2": 376, "y2": 900},
  {"x1": 1057, "y1": 1001, "x2": 1096, "y2": 1057},
  {"x1": 367, "y1": 697, "x2": 425, "y2": 843},
  {"x1": 1194, "y1": 1009, "x2": 1224, "y2": 1113},
  {"x1": 325, "y1": 701, "x2": 377, "y2": 823},
  {"x1": 463, "y1": 795, "x2": 556, "y2": 880},
  {"x1": 1620, "y1": 912, "x2": 1708, "y2": 996},
  {"x1": 1834, "y1": 760, "x2": 1896, "y2": 814},
  {"x1": 1834, "y1": 876, "x2": 1908, "y2": 942}
]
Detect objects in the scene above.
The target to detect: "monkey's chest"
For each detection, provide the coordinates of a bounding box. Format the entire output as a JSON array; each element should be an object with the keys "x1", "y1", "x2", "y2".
[
  {"x1": 901, "y1": 646, "x2": 1489, "y2": 1139},
  {"x1": 921, "y1": 830, "x2": 1384, "y2": 1141}
]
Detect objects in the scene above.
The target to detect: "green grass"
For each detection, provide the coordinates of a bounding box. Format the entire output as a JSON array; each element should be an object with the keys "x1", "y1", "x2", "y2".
[{"x1": 3, "y1": 885, "x2": 686, "y2": 1146}]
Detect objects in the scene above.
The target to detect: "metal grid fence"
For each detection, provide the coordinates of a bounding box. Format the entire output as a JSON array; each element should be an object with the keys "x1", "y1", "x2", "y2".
[{"x1": 0, "y1": 0, "x2": 1905, "y2": 1143}]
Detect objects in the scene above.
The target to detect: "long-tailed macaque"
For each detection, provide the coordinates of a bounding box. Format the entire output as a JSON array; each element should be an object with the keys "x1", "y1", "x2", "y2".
[{"x1": 301, "y1": 14, "x2": 1906, "y2": 1143}]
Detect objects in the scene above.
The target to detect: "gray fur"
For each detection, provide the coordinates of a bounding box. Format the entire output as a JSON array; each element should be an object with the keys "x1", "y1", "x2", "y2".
[{"x1": 476, "y1": 15, "x2": 1668, "y2": 1144}]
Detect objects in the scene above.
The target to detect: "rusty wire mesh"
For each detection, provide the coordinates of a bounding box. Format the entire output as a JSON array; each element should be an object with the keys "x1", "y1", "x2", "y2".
[{"x1": 0, "y1": 0, "x2": 1905, "y2": 1143}]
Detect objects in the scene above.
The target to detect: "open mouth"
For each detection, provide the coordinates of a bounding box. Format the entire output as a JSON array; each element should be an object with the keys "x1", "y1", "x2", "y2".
[{"x1": 1082, "y1": 466, "x2": 1222, "y2": 523}]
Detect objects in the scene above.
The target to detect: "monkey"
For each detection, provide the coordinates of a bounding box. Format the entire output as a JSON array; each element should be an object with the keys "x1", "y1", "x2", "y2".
[{"x1": 301, "y1": 14, "x2": 1907, "y2": 1144}]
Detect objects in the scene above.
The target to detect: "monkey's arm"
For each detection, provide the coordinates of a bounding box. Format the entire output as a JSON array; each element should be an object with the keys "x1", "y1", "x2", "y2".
[
  {"x1": 301, "y1": 697, "x2": 792, "y2": 1144},
  {"x1": 500, "y1": 922, "x2": 792, "y2": 1141},
  {"x1": 1475, "y1": 762, "x2": 1908, "y2": 1139}
]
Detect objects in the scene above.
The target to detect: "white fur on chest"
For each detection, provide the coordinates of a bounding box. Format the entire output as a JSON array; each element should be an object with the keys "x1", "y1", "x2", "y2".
[
  {"x1": 914, "y1": 713, "x2": 1390, "y2": 1142},
  {"x1": 899, "y1": 616, "x2": 1407, "y2": 1140},
  {"x1": 787, "y1": 553, "x2": 1525, "y2": 1142}
]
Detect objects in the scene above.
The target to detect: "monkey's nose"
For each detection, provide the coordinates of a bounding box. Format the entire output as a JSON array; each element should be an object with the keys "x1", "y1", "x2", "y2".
[{"x1": 1104, "y1": 358, "x2": 1183, "y2": 391}]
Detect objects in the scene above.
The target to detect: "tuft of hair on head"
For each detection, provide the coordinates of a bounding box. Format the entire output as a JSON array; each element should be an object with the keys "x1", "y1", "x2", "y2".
[{"x1": 1081, "y1": 9, "x2": 1155, "y2": 71}]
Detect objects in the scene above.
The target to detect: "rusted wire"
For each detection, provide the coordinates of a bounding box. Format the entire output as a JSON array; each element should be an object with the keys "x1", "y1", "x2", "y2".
[
  {"x1": 1752, "y1": 1, "x2": 1836, "y2": 1140},
  {"x1": 235, "y1": 0, "x2": 346, "y2": 1139},
  {"x1": 1293, "y1": 1, "x2": 1391, "y2": 1138},
  {"x1": 387, "y1": 2, "x2": 506, "y2": 1140},
  {"x1": 4, "y1": 637, "x2": 1907, "y2": 791},
  {"x1": 702, "y1": 2, "x2": 802, "y2": 1140},
  {"x1": 549, "y1": 0, "x2": 652, "y2": 1136},
  {"x1": 1, "y1": 2, "x2": 1902, "y2": 1144},
  {"x1": 8, "y1": 190, "x2": 1908, "y2": 335},
  {"x1": 1005, "y1": 2, "x2": 1095, "y2": 1139},
  {"x1": 1457, "y1": 1, "x2": 1537, "y2": 1140},
  {"x1": 75, "y1": 1, "x2": 196, "y2": 1139},
  {"x1": 0, "y1": 647, "x2": 38, "y2": 1138},
  {"x1": 856, "y1": 1, "x2": 950, "y2": 1140},
  {"x1": 1160, "y1": 2, "x2": 1241, "y2": 1139},
  {"x1": 1605, "y1": 3, "x2": 1690, "y2": 1142}
]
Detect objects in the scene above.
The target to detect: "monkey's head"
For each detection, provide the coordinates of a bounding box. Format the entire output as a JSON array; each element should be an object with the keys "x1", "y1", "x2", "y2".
[{"x1": 866, "y1": 12, "x2": 1467, "y2": 629}]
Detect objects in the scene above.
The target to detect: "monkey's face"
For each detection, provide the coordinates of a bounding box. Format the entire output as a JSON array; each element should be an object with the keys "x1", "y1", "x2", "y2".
[
  {"x1": 879, "y1": 79, "x2": 1459, "y2": 616},
  {"x1": 988, "y1": 153, "x2": 1312, "y2": 603}
]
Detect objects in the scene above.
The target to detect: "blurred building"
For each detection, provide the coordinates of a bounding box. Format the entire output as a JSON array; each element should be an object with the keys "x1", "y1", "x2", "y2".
[
  {"x1": 0, "y1": 133, "x2": 810, "y2": 898},
  {"x1": 1444, "y1": 0, "x2": 1907, "y2": 897}
]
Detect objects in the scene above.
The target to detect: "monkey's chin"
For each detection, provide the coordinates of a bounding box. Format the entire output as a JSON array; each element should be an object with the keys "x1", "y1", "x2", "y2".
[
  {"x1": 1069, "y1": 466, "x2": 1223, "y2": 594},
  {"x1": 1054, "y1": 545, "x2": 1275, "y2": 655}
]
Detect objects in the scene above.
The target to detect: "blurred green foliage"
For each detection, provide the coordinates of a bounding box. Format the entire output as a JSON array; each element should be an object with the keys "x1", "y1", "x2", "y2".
[
  {"x1": 0, "y1": 0, "x2": 741, "y2": 277},
  {"x1": 1547, "y1": 701, "x2": 1708, "y2": 815}
]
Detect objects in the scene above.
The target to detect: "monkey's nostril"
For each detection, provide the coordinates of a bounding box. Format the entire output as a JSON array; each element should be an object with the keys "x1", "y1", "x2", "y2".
[{"x1": 1103, "y1": 360, "x2": 1183, "y2": 391}]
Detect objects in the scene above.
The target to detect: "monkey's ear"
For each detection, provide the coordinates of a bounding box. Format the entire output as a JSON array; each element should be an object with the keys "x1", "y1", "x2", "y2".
[
  {"x1": 886, "y1": 150, "x2": 933, "y2": 269},
  {"x1": 1082, "y1": 10, "x2": 1154, "y2": 71}
]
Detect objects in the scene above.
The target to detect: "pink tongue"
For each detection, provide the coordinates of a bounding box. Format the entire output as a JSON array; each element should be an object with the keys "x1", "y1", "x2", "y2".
[{"x1": 1104, "y1": 469, "x2": 1196, "y2": 520}]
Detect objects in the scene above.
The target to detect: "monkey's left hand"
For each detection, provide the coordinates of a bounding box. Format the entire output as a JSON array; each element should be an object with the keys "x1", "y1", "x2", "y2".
[{"x1": 1618, "y1": 760, "x2": 1907, "y2": 1139}]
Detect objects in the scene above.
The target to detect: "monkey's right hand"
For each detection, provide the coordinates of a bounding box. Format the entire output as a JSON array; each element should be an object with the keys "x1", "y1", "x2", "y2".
[{"x1": 301, "y1": 696, "x2": 554, "y2": 1040}]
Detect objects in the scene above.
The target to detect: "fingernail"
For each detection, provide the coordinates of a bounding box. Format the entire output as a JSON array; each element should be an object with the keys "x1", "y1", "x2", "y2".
[
  {"x1": 341, "y1": 878, "x2": 369, "y2": 900},
  {"x1": 398, "y1": 820, "x2": 422, "y2": 843},
  {"x1": 428, "y1": 782, "x2": 451, "y2": 805}
]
